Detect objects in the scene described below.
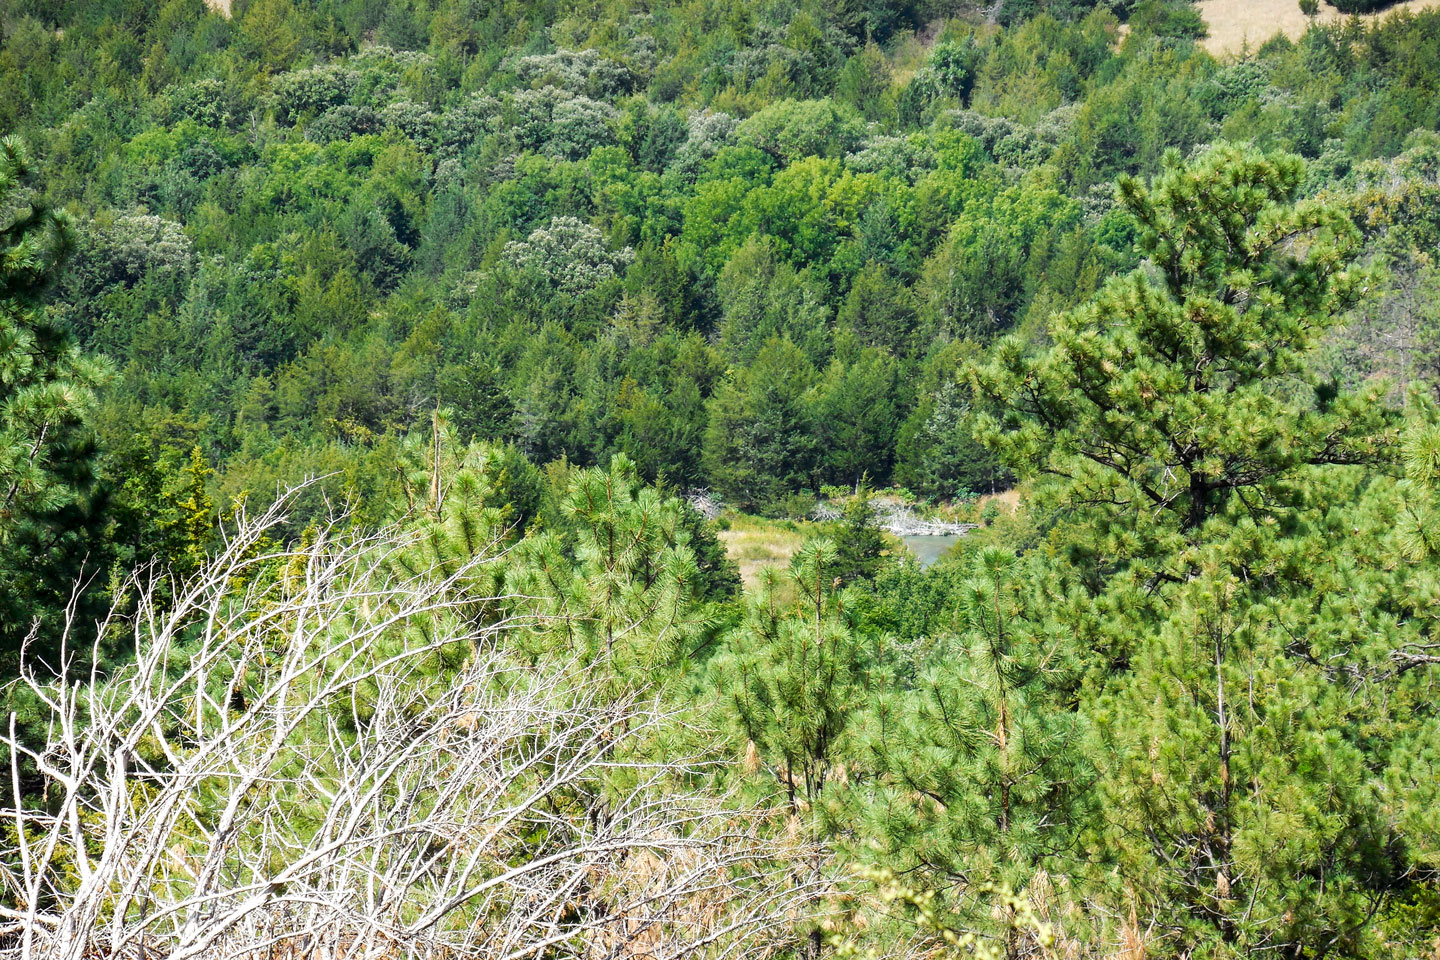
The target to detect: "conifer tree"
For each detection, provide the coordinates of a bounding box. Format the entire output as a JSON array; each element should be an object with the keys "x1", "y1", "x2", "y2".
[
  {"x1": 831, "y1": 484, "x2": 889, "y2": 584},
  {"x1": 0, "y1": 137, "x2": 110, "y2": 667},
  {"x1": 971, "y1": 142, "x2": 1394, "y2": 592},
  {"x1": 702, "y1": 338, "x2": 820, "y2": 511},
  {"x1": 390, "y1": 417, "x2": 532, "y2": 633},
  {"x1": 1380, "y1": 400, "x2": 1440, "y2": 890},
  {"x1": 859, "y1": 548, "x2": 1088, "y2": 955},
  {"x1": 1396, "y1": 396, "x2": 1440, "y2": 562},
  {"x1": 714, "y1": 539, "x2": 869, "y2": 814},
  {"x1": 969, "y1": 144, "x2": 1415, "y2": 954},
  {"x1": 506, "y1": 454, "x2": 712, "y2": 676},
  {"x1": 163, "y1": 446, "x2": 216, "y2": 575}
]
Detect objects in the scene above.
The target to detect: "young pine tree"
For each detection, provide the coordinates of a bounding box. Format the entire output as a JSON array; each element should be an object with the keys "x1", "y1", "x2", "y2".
[
  {"x1": 858, "y1": 548, "x2": 1089, "y2": 954},
  {"x1": 389, "y1": 414, "x2": 532, "y2": 634},
  {"x1": 506, "y1": 454, "x2": 713, "y2": 677},
  {"x1": 831, "y1": 484, "x2": 889, "y2": 585},
  {"x1": 714, "y1": 539, "x2": 870, "y2": 815}
]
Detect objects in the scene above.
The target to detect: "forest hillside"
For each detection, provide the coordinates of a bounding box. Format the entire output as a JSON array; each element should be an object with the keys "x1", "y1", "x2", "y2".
[{"x1": 3, "y1": 0, "x2": 1440, "y2": 957}]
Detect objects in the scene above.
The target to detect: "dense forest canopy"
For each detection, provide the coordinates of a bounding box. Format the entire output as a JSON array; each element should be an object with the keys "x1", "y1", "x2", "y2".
[{"x1": 4, "y1": 0, "x2": 1440, "y2": 956}]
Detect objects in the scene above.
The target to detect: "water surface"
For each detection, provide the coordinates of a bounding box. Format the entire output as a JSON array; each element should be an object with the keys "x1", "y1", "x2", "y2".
[{"x1": 900, "y1": 534, "x2": 960, "y2": 569}]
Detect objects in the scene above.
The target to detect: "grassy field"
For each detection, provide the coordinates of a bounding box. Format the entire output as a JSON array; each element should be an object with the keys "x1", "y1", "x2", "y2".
[
  {"x1": 716, "y1": 516, "x2": 812, "y2": 590},
  {"x1": 1198, "y1": 0, "x2": 1440, "y2": 56}
]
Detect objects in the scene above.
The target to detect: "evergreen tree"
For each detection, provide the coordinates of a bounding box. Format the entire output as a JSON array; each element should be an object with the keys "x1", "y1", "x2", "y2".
[
  {"x1": 714, "y1": 539, "x2": 869, "y2": 813},
  {"x1": 970, "y1": 144, "x2": 1415, "y2": 953},
  {"x1": 1396, "y1": 396, "x2": 1440, "y2": 562},
  {"x1": 703, "y1": 338, "x2": 820, "y2": 512},
  {"x1": 0, "y1": 137, "x2": 111, "y2": 668},
  {"x1": 389, "y1": 415, "x2": 531, "y2": 634},
  {"x1": 677, "y1": 500, "x2": 743, "y2": 602},
  {"x1": 506, "y1": 454, "x2": 711, "y2": 675},
  {"x1": 859, "y1": 548, "x2": 1089, "y2": 954},
  {"x1": 162, "y1": 446, "x2": 216, "y2": 575},
  {"x1": 831, "y1": 484, "x2": 889, "y2": 584},
  {"x1": 812, "y1": 346, "x2": 901, "y2": 488},
  {"x1": 894, "y1": 379, "x2": 1009, "y2": 500},
  {"x1": 972, "y1": 142, "x2": 1391, "y2": 575}
]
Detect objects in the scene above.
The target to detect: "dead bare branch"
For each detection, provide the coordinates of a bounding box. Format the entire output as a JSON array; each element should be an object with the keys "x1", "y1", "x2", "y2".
[{"x1": 1, "y1": 490, "x2": 822, "y2": 960}]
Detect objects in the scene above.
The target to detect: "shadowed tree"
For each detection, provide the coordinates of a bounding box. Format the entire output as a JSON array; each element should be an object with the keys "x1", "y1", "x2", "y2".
[{"x1": 0, "y1": 138, "x2": 112, "y2": 669}]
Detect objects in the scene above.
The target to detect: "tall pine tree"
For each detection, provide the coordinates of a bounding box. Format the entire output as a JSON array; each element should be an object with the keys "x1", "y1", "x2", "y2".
[
  {"x1": 0, "y1": 137, "x2": 110, "y2": 669},
  {"x1": 970, "y1": 144, "x2": 1417, "y2": 955}
]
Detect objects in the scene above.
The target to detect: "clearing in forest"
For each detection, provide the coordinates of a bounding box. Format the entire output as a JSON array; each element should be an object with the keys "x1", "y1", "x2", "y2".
[
  {"x1": 717, "y1": 517, "x2": 810, "y2": 590},
  {"x1": 1198, "y1": 0, "x2": 1440, "y2": 56}
]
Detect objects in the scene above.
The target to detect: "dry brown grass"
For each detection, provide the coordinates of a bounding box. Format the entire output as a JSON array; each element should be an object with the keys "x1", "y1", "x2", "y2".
[
  {"x1": 1198, "y1": 0, "x2": 1440, "y2": 56},
  {"x1": 717, "y1": 517, "x2": 810, "y2": 590},
  {"x1": 977, "y1": 488, "x2": 1022, "y2": 515}
]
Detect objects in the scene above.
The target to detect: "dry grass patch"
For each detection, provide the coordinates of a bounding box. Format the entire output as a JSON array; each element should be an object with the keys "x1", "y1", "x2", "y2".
[
  {"x1": 717, "y1": 516, "x2": 812, "y2": 590},
  {"x1": 978, "y1": 487, "x2": 1022, "y2": 515},
  {"x1": 1198, "y1": 0, "x2": 1440, "y2": 56}
]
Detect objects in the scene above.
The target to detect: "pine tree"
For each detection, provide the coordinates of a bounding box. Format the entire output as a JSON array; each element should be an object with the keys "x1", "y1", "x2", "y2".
[
  {"x1": 714, "y1": 539, "x2": 869, "y2": 815},
  {"x1": 702, "y1": 338, "x2": 820, "y2": 512},
  {"x1": 859, "y1": 548, "x2": 1088, "y2": 954},
  {"x1": 1396, "y1": 395, "x2": 1440, "y2": 562},
  {"x1": 506, "y1": 454, "x2": 711, "y2": 676},
  {"x1": 0, "y1": 137, "x2": 111, "y2": 667},
  {"x1": 390, "y1": 414, "x2": 542, "y2": 635},
  {"x1": 971, "y1": 142, "x2": 1393, "y2": 594},
  {"x1": 969, "y1": 144, "x2": 1415, "y2": 954},
  {"x1": 163, "y1": 446, "x2": 216, "y2": 575},
  {"x1": 832, "y1": 484, "x2": 889, "y2": 584}
]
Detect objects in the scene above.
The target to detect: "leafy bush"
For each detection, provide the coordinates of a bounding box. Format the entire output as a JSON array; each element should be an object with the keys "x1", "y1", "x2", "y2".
[
  {"x1": 271, "y1": 64, "x2": 359, "y2": 122},
  {"x1": 736, "y1": 98, "x2": 867, "y2": 163},
  {"x1": 501, "y1": 216, "x2": 634, "y2": 294}
]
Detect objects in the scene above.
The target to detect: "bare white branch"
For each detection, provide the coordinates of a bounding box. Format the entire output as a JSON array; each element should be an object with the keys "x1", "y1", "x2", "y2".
[{"x1": 2, "y1": 491, "x2": 821, "y2": 960}]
